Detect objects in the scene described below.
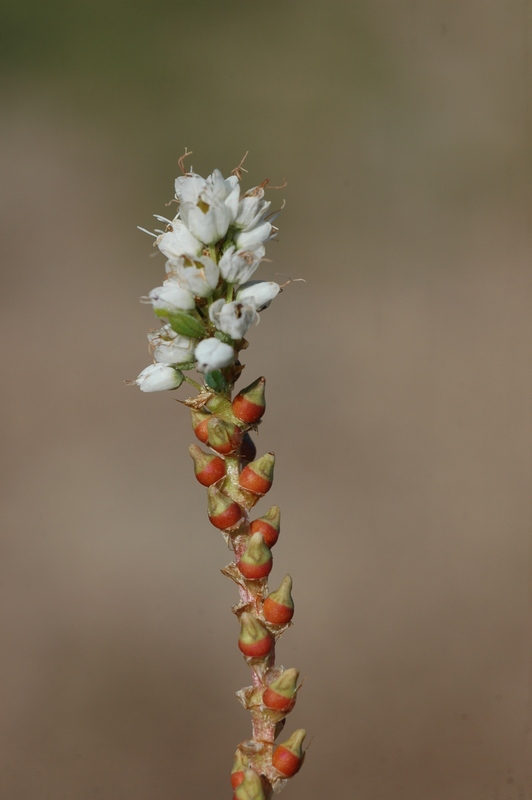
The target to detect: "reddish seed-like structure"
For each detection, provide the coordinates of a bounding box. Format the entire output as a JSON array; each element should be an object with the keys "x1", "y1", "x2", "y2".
[
  {"x1": 250, "y1": 520, "x2": 278, "y2": 547},
  {"x1": 191, "y1": 409, "x2": 211, "y2": 444},
  {"x1": 272, "y1": 745, "x2": 302, "y2": 777},
  {"x1": 238, "y1": 613, "x2": 274, "y2": 659},
  {"x1": 232, "y1": 377, "x2": 266, "y2": 424},
  {"x1": 239, "y1": 453, "x2": 275, "y2": 495},
  {"x1": 263, "y1": 687, "x2": 295, "y2": 712},
  {"x1": 238, "y1": 634, "x2": 273, "y2": 658},
  {"x1": 209, "y1": 503, "x2": 242, "y2": 530},
  {"x1": 238, "y1": 558, "x2": 272, "y2": 580},
  {"x1": 240, "y1": 469, "x2": 271, "y2": 495},
  {"x1": 189, "y1": 445, "x2": 226, "y2": 487},
  {"x1": 263, "y1": 596, "x2": 293, "y2": 625},
  {"x1": 196, "y1": 457, "x2": 226, "y2": 486},
  {"x1": 230, "y1": 771, "x2": 244, "y2": 790}
]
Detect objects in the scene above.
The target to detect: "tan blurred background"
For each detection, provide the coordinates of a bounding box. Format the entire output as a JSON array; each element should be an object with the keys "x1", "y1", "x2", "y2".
[{"x1": 1, "y1": 1, "x2": 531, "y2": 798}]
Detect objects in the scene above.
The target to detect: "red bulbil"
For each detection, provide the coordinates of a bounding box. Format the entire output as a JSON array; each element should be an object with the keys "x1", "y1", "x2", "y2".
[
  {"x1": 272, "y1": 729, "x2": 306, "y2": 777},
  {"x1": 263, "y1": 596, "x2": 293, "y2": 625},
  {"x1": 250, "y1": 519, "x2": 278, "y2": 548},
  {"x1": 238, "y1": 613, "x2": 274, "y2": 658},
  {"x1": 196, "y1": 457, "x2": 226, "y2": 486},
  {"x1": 262, "y1": 687, "x2": 296, "y2": 712},
  {"x1": 189, "y1": 445, "x2": 226, "y2": 487},
  {"x1": 191, "y1": 409, "x2": 211, "y2": 444},
  {"x1": 240, "y1": 468, "x2": 271, "y2": 495},
  {"x1": 230, "y1": 772, "x2": 244, "y2": 789},
  {"x1": 238, "y1": 634, "x2": 273, "y2": 658},
  {"x1": 239, "y1": 453, "x2": 275, "y2": 496},
  {"x1": 237, "y1": 558, "x2": 272, "y2": 580},
  {"x1": 209, "y1": 503, "x2": 242, "y2": 530},
  {"x1": 232, "y1": 377, "x2": 266, "y2": 424},
  {"x1": 272, "y1": 746, "x2": 302, "y2": 777}
]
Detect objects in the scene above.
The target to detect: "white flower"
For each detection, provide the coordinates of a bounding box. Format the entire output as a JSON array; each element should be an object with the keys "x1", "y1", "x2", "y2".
[
  {"x1": 235, "y1": 185, "x2": 271, "y2": 231},
  {"x1": 156, "y1": 219, "x2": 203, "y2": 260},
  {"x1": 174, "y1": 172, "x2": 208, "y2": 204},
  {"x1": 218, "y1": 243, "x2": 264, "y2": 285},
  {"x1": 172, "y1": 255, "x2": 220, "y2": 298},
  {"x1": 234, "y1": 220, "x2": 274, "y2": 249},
  {"x1": 135, "y1": 363, "x2": 184, "y2": 392},
  {"x1": 148, "y1": 325, "x2": 196, "y2": 364},
  {"x1": 148, "y1": 278, "x2": 195, "y2": 313},
  {"x1": 178, "y1": 170, "x2": 240, "y2": 245},
  {"x1": 236, "y1": 281, "x2": 281, "y2": 311},
  {"x1": 209, "y1": 299, "x2": 258, "y2": 340},
  {"x1": 195, "y1": 338, "x2": 235, "y2": 373}
]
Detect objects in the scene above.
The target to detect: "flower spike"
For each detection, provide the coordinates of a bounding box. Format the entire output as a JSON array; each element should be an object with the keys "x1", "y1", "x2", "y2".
[{"x1": 133, "y1": 160, "x2": 307, "y2": 796}]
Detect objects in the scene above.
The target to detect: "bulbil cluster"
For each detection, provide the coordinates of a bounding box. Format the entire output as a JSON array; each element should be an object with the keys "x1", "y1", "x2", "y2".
[{"x1": 189, "y1": 381, "x2": 306, "y2": 798}]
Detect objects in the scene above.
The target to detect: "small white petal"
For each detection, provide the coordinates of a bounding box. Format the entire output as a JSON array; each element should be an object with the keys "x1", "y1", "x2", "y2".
[
  {"x1": 174, "y1": 173, "x2": 207, "y2": 204},
  {"x1": 195, "y1": 338, "x2": 235, "y2": 373},
  {"x1": 236, "y1": 281, "x2": 281, "y2": 311},
  {"x1": 234, "y1": 221, "x2": 273, "y2": 249}
]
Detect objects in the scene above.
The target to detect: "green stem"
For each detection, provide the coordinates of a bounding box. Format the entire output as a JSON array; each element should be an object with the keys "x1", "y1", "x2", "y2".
[{"x1": 183, "y1": 375, "x2": 203, "y2": 392}]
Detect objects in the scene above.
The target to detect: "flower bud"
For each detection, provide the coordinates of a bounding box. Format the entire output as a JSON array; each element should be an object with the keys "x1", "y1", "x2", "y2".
[
  {"x1": 262, "y1": 668, "x2": 299, "y2": 713},
  {"x1": 234, "y1": 769, "x2": 266, "y2": 800},
  {"x1": 239, "y1": 432, "x2": 257, "y2": 463},
  {"x1": 272, "y1": 729, "x2": 306, "y2": 777},
  {"x1": 190, "y1": 408, "x2": 211, "y2": 444},
  {"x1": 148, "y1": 278, "x2": 195, "y2": 314},
  {"x1": 239, "y1": 453, "x2": 275, "y2": 495},
  {"x1": 232, "y1": 377, "x2": 266, "y2": 424},
  {"x1": 188, "y1": 445, "x2": 226, "y2": 487},
  {"x1": 195, "y1": 337, "x2": 235, "y2": 372},
  {"x1": 230, "y1": 749, "x2": 248, "y2": 789},
  {"x1": 207, "y1": 417, "x2": 243, "y2": 455},
  {"x1": 238, "y1": 612, "x2": 274, "y2": 659},
  {"x1": 250, "y1": 505, "x2": 280, "y2": 548},
  {"x1": 207, "y1": 486, "x2": 242, "y2": 530},
  {"x1": 133, "y1": 363, "x2": 184, "y2": 392},
  {"x1": 237, "y1": 532, "x2": 272, "y2": 580},
  {"x1": 263, "y1": 575, "x2": 294, "y2": 625}
]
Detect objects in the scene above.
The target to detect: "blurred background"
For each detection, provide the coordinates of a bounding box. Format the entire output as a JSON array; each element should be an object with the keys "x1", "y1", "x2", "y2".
[{"x1": 1, "y1": 1, "x2": 531, "y2": 798}]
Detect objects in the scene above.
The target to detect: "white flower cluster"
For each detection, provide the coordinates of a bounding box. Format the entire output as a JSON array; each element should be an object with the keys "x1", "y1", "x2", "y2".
[{"x1": 134, "y1": 166, "x2": 282, "y2": 392}]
